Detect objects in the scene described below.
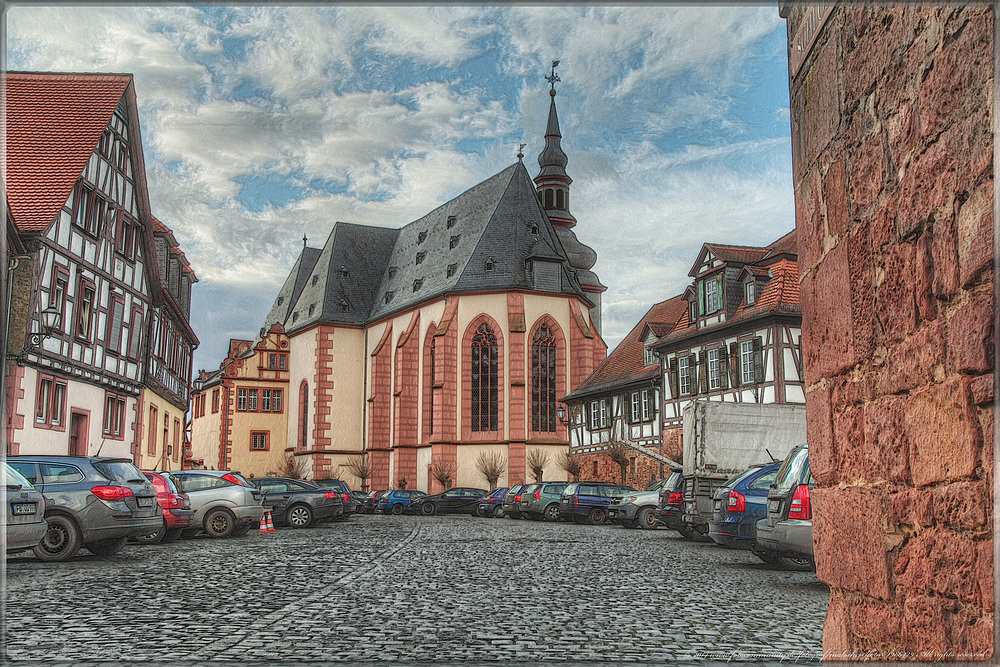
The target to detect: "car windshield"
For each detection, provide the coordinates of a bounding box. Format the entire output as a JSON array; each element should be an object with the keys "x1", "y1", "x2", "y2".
[
  {"x1": 644, "y1": 478, "x2": 668, "y2": 492},
  {"x1": 2, "y1": 463, "x2": 33, "y2": 489},
  {"x1": 94, "y1": 460, "x2": 146, "y2": 484},
  {"x1": 773, "y1": 446, "x2": 810, "y2": 493}
]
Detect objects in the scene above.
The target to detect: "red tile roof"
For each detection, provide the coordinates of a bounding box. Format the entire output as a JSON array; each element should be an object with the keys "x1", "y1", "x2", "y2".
[
  {"x1": 702, "y1": 243, "x2": 770, "y2": 266},
  {"x1": 5, "y1": 71, "x2": 132, "y2": 232},
  {"x1": 733, "y1": 258, "x2": 800, "y2": 317},
  {"x1": 565, "y1": 295, "x2": 687, "y2": 399}
]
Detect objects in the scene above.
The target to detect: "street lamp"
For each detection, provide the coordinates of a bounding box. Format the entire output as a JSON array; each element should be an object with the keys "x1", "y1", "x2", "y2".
[
  {"x1": 556, "y1": 405, "x2": 567, "y2": 424},
  {"x1": 9, "y1": 305, "x2": 62, "y2": 363}
]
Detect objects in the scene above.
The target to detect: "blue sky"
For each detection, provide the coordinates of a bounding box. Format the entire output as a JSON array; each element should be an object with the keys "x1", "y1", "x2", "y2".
[{"x1": 6, "y1": 4, "x2": 795, "y2": 374}]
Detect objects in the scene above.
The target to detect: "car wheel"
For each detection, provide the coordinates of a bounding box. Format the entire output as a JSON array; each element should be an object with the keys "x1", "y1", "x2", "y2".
[
  {"x1": 621, "y1": 520, "x2": 638, "y2": 529},
  {"x1": 507, "y1": 510, "x2": 521, "y2": 520},
  {"x1": 204, "y1": 508, "x2": 235, "y2": 538},
  {"x1": 287, "y1": 504, "x2": 313, "y2": 528},
  {"x1": 637, "y1": 507, "x2": 658, "y2": 530},
  {"x1": 493, "y1": 506, "x2": 505, "y2": 519},
  {"x1": 134, "y1": 519, "x2": 167, "y2": 544},
  {"x1": 775, "y1": 555, "x2": 815, "y2": 572},
  {"x1": 391, "y1": 504, "x2": 404, "y2": 515},
  {"x1": 161, "y1": 528, "x2": 183, "y2": 543},
  {"x1": 588, "y1": 508, "x2": 606, "y2": 525},
  {"x1": 85, "y1": 536, "x2": 127, "y2": 557},
  {"x1": 420, "y1": 502, "x2": 436, "y2": 516},
  {"x1": 33, "y1": 514, "x2": 81, "y2": 562},
  {"x1": 543, "y1": 504, "x2": 560, "y2": 522},
  {"x1": 231, "y1": 523, "x2": 253, "y2": 537}
]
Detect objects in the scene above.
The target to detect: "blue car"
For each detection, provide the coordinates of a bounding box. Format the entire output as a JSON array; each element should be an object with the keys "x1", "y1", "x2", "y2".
[
  {"x1": 476, "y1": 487, "x2": 508, "y2": 517},
  {"x1": 708, "y1": 461, "x2": 781, "y2": 558},
  {"x1": 376, "y1": 489, "x2": 427, "y2": 515},
  {"x1": 558, "y1": 482, "x2": 634, "y2": 525}
]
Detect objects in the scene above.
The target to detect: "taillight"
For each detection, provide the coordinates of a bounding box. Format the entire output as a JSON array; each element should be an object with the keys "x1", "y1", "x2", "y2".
[
  {"x1": 221, "y1": 473, "x2": 246, "y2": 486},
  {"x1": 169, "y1": 493, "x2": 184, "y2": 507},
  {"x1": 667, "y1": 492, "x2": 682, "y2": 506},
  {"x1": 573, "y1": 497, "x2": 579, "y2": 506},
  {"x1": 91, "y1": 486, "x2": 134, "y2": 501},
  {"x1": 343, "y1": 493, "x2": 350, "y2": 502},
  {"x1": 514, "y1": 495, "x2": 521, "y2": 502},
  {"x1": 727, "y1": 490, "x2": 746, "y2": 513},
  {"x1": 325, "y1": 492, "x2": 337, "y2": 500},
  {"x1": 787, "y1": 484, "x2": 811, "y2": 520},
  {"x1": 533, "y1": 488, "x2": 541, "y2": 501}
]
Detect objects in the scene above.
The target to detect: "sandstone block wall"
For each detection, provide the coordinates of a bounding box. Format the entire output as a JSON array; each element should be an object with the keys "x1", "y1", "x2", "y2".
[{"x1": 783, "y1": 5, "x2": 994, "y2": 660}]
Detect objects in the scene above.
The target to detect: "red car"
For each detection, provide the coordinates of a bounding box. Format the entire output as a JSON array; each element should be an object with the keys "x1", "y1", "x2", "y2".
[{"x1": 136, "y1": 471, "x2": 194, "y2": 544}]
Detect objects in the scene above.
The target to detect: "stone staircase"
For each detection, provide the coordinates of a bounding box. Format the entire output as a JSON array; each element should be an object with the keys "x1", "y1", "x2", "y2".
[{"x1": 621, "y1": 439, "x2": 680, "y2": 468}]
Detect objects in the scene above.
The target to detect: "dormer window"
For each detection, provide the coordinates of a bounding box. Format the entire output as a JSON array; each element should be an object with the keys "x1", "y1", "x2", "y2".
[
  {"x1": 413, "y1": 279, "x2": 423, "y2": 292},
  {"x1": 340, "y1": 300, "x2": 349, "y2": 311},
  {"x1": 312, "y1": 276, "x2": 319, "y2": 286},
  {"x1": 416, "y1": 252, "x2": 426, "y2": 265},
  {"x1": 485, "y1": 258, "x2": 495, "y2": 272},
  {"x1": 529, "y1": 223, "x2": 539, "y2": 235},
  {"x1": 308, "y1": 304, "x2": 315, "y2": 316},
  {"x1": 449, "y1": 235, "x2": 460, "y2": 249},
  {"x1": 340, "y1": 267, "x2": 349, "y2": 278},
  {"x1": 277, "y1": 296, "x2": 284, "y2": 306},
  {"x1": 643, "y1": 344, "x2": 657, "y2": 367},
  {"x1": 689, "y1": 300, "x2": 697, "y2": 324},
  {"x1": 704, "y1": 276, "x2": 720, "y2": 313},
  {"x1": 745, "y1": 281, "x2": 756, "y2": 305},
  {"x1": 388, "y1": 267, "x2": 397, "y2": 279},
  {"x1": 292, "y1": 312, "x2": 299, "y2": 322},
  {"x1": 447, "y1": 215, "x2": 457, "y2": 228},
  {"x1": 447, "y1": 263, "x2": 457, "y2": 278},
  {"x1": 385, "y1": 291, "x2": 395, "y2": 304},
  {"x1": 417, "y1": 231, "x2": 427, "y2": 244}
]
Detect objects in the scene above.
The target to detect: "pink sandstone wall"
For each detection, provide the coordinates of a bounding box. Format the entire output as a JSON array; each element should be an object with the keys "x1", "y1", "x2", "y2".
[{"x1": 782, "y1": 5, "x2": 994, "y2": 660}]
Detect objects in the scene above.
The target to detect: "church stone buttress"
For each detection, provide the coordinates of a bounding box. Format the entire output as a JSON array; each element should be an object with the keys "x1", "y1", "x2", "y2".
[{"x1": 534, "y1": 63, "x2": 606, "y2": 335}]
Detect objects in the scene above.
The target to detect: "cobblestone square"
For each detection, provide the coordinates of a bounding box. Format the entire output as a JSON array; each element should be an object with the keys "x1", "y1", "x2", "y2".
[{"x1": 4, "y1": 515, "x2": 827, "y2": 665}]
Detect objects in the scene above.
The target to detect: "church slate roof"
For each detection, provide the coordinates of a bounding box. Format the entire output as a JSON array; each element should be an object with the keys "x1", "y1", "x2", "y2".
[{"x1": 271, "y1": 160, "x2": 590, "y2": 333}]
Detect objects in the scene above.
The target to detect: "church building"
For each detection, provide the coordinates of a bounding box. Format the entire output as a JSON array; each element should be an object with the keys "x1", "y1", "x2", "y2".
[{"x1": 191, "y1": 79, "x2": 607, "y2": 492}]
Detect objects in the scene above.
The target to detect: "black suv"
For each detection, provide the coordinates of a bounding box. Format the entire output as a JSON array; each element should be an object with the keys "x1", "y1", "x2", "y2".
[
  {"x1": 8, "y1": 456, "x2": 160, "y2": 561},
  {"x1": 306, "y1": 479, "x2": 358, "y2": 517}
]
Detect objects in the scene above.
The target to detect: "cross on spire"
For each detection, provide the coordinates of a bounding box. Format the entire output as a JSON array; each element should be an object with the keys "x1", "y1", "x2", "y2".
[
  {"x1": 545, "y1": 60, "x2": 561, "y2": 92},
  {"x1": 517, "y1": 143, "x2": 526, "y2": 161}
]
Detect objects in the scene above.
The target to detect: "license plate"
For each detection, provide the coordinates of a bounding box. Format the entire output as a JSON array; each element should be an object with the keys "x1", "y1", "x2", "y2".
[
  {"x1": 767, "y1": 500, "x2": 778, "y2": 513},
  {"x1": 137, "y1": 496, "x2": 154, "y2": 507},
  {"x1": 12, "y1": 503, "x2": 35, "y2": 515}
]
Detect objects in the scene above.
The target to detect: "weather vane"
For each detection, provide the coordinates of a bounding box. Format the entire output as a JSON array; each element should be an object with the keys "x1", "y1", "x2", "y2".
[
  {"x1": 517, "y1": 143, "x2": 526, "y2": 161},
  {"x1": 545, "y1": 60, "x2": 561, "y2": 92}
]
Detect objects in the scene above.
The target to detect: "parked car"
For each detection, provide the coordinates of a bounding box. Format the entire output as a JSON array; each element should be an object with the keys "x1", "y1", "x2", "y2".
[
  {"x1": 518, "y1": 482, "x2": 568, "y2": 521},
  {"x1": 251, "y1": 477, "x2": 343, "y2": 527},
  {"x1": 499, "y1": 484, "x2": 526, "y2": 519},
  {"x1": 656, "y1": 469, "x2": 692, "y2": 536},
  {"x1": 3, "y1": 462, "x2": 48, "y2": 554},
  {"x1": 170, "y1": 470, "x2": 264, "y2": 538},
  {"x1": 305, "y1": 479, "x2": 359, "y2": 517},
  {"x1": 607, "y1": 477, "x2": 672, "y2": 529},
  {"x1": 377, "y1": 489, "x2": 428, "y2": 515},
  {"x1": 135, "y1": 470, "x2": 194, "y2": 544},
  {"x1": 359, "y1": 490, "x2": 389, "y2": 514},
  {"x1": 406, "y1": 487, "x2": 488, "y2": 515},
  {"x1": 708, "y1": 462, "x2": 781, "y2": 555},
  {"x1": 755, "y1": 444, "x2": 815, "y2": 571},
  {"x1": 559, "y1": 481, "x2": 635, "y2": 525},
  {"x1": 476, "y1": 488, "x2": 508, "y2": 517},
  {"x1": 7, "y1": 455, "x2": 161, "y2": 561}
]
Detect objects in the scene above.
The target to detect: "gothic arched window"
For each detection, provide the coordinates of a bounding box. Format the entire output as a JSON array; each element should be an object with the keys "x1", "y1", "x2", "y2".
[
  {"x1": 532, "y1": 324, "x2": 557, "y2": 431},
  {"x1": 470, "y1": 323, "x2": 498, "y2": 431}
]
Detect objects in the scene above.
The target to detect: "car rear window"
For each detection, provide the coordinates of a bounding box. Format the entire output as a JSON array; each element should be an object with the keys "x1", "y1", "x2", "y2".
[
  {"x1": 773, "y1": 447, "x2": 809, "y2": 493},
  {"x1": 562, "y1": 483, "x2": 578, "y2": 495},
  {"x1": 175, "y1": 474, "x2": 235, "y2": 492},
  {"x1": 748, "y1": 469, "x2": 779, "y2": 491},
  {"x1": 93, "y1": 461, "x2": 146, "y2": 484},
  {"x1": 664, "y1": 471, "x2": 682, "y2": 491},
  {"x1": 8, "y1": 461, "x2": 37, "y2": 484},
  {"x1": 2, "y1": 464, "x2": 33, "y2": 489}
]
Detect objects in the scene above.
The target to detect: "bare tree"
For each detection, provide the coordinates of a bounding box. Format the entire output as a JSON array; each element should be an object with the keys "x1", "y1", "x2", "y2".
[
  {"x1": 604, "y1": 441, "x2": 630, "y2": 485},
  {"x1": 284, "y1": 456, "x2": 311, "y2": 479},
  {"x1": 557, "y1": 451, "x2": 582, "y2": 482},
  {"x1": 429, "y1": 459, "x2": 456, "y2": 490},
  {"x1": 342, "y1": 454, "x2": 371, "y2": 492},
  {"x1": 475, "y1": 451, "x2": 507, "y2": 490},
  {"x1": 525, "y1": 448, "x2": 549, "y2": 483}
]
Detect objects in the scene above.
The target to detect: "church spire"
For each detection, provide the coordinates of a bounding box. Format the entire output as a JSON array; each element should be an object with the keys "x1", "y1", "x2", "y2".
[{"x1": 535, "y1": 60, "x2": 575, "y2": 228}]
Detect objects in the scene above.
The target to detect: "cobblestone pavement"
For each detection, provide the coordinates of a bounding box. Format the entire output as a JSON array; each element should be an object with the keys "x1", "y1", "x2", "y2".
[{"x1": 4, "y1": 514, "x2": 828, "y2": 665}]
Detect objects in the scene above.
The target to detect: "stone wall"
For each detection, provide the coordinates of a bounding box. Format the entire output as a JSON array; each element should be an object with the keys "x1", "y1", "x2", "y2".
[{"x1": 782, "y1": 5, "x2": 994, "y2": 660}]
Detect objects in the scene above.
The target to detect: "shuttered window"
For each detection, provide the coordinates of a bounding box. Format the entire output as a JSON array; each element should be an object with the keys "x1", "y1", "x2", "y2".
[{"x1": 107, "y1": 296, "x2": 125, "y2": 353}]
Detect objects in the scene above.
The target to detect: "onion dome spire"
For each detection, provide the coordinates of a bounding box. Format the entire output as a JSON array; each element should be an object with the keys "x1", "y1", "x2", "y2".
[{"x1": 534, "y1": 60, "x2": 575, "y2": 227}]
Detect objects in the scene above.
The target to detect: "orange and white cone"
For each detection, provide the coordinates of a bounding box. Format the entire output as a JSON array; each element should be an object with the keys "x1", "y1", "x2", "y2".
[
  {"x1": 258, "y1": 513, "x2": 270, "y2": 534},
  {"x1": 265, "y1": 511, "x2": 276, "y2": 533}
]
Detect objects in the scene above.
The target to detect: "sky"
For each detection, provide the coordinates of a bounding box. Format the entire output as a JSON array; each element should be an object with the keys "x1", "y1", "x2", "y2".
[{"x1": 5, "y1": 3, "x2": 795, "y2": 375}]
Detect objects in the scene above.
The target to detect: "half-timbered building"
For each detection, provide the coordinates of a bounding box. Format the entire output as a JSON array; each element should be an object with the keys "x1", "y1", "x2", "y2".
[
  {"x1": 4, "y1": 72, "x2": 198, "y2": 465},
  {"x1": 651, "y1": 230, "x2": 802, "y2": 446},
  {"x1": 191, "y1": 82, "x2": 607, "y2": 491},
  {"x1": 561, "y1": 295, "x2": 688, "y2": 486}
]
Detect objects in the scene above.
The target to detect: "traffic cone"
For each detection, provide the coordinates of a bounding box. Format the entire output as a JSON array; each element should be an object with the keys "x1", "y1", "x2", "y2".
[
  {"x1": 258, "y1": 512, "x2": 270, "y2": 534},
  {"x1": 265, "y1": 511, "x2": 276, "y2": 533}
]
